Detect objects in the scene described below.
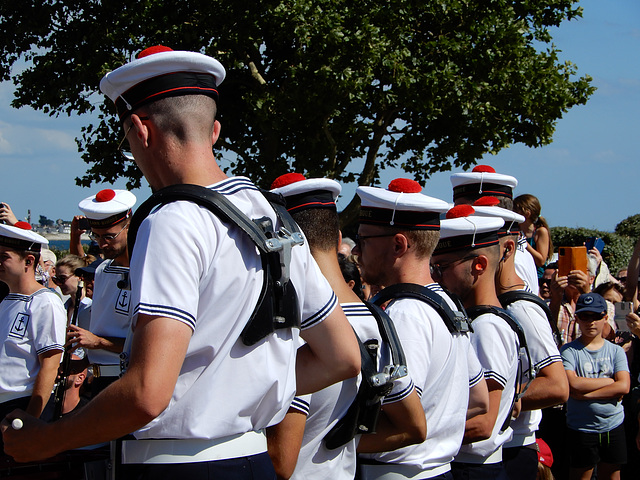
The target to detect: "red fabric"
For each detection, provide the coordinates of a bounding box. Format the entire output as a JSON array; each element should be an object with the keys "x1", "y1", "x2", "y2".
[
  {"x1": 138, "y1": 45, "x2": 173, "y2": 58},
  {"x1": 14, "y1": 221, "x2": 32, "y2": 230},
  {"x1": 471, "y1": 165, "x2": 495, "y2": 173},
  {"x1": 270, "y1": 173, "x2": 306, "y2": 189},
  {"x1": 96, "y1": 189, "x2": 116, "y2": 202},
  {"x1": 387, "y1": 178, "x2": 422, "y2": 193},
  {"x1": 473, "y1": 196, "x2": 500, "y2": 207},
  {"x1": 446, "y1": 204, "x2": 474, "y2": 219}
]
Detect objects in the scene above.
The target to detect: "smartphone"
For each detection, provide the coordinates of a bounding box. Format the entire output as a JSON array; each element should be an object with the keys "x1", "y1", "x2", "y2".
[
  {"x1": 557, "y1": 246, "x2": 588, "y2": 277},
  {"x1": 585, "y1": 236, "x2": 605, "y2": 253},
  {"x1": 78, "y1": 217, "x2": 91, "y2": 230},
  {"x1": 614, "y1": 301, "x2": 633, "y2": 332}
]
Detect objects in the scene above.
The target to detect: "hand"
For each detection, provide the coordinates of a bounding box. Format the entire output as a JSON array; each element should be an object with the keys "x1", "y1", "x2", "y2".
[
  {"x1": 588, "y1": 247, "x2": 603, "y2": 266},
  {"x1": 626, "y1": 312, "x2": 640, "y2": 337},
  {"x1": 550, "y1": 271, "x2": 567, "y2": 298},
  {"x1": 511, "y1": 398, "x2": 522, "y2": 420},
  {"x1": 0, "y1": 202, "x2": 18, "y2": 226},
  {"x1": 1, "y1": 410, "x2": 59, "y2": 462},
  {"x1": 70, "y1": 215, "x2": 87, "y2": 236},
  {"x1": 568, "y1": 269, "x2": 590, "y2": 294},
  {"x1": 66, "y1": 324, "x2": 102, "y2": 350}
]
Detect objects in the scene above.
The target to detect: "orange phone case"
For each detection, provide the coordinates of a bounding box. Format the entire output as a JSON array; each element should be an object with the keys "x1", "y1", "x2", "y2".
[{"x1": 557, "y1": 246, "x2": 588, "y2": 277}]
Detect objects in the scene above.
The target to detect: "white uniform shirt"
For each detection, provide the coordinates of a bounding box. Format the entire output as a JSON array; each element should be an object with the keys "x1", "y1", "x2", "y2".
[
  {"x1": 361, "y1": 284, "x2": 483, "y2": 478},
  {"x1": 503, "y1": 296, "x2": 562, "y2": 447},
  {"x1": 515, "y1": 237, "x2": 539, "y2": 296},
  {"x1": 88, "y1": 260, "x2": 130, "y2": 365},
  {"x1": 0, "y1": 289, "x2": 66, "y2": 404},
  {"x1": 127, "y1": 177, "x2": 337, "y2": 440},
  {"x1": 455, "y1": 312, "x2": 519, "y2": 464},
  {"x1": 289, "y1": 302, "x2": 415, "y2": 480}
]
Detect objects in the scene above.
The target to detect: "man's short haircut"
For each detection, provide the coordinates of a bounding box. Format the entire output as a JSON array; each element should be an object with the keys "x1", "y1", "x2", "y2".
[
  {"x1": 290, "y1": 208, "x2": 340, "y2": 253},
  {"x1": 137, "y1": 94, "x2": 217, "y2": 144},
  {"x1": 376, "y1": 226, "x2": 440, "y2": 259}
]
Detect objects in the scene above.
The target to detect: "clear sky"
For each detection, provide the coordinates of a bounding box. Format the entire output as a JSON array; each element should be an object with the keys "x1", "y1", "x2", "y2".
[{"x1": 1, "y1": 0, "x2": 638, "y2": 232}]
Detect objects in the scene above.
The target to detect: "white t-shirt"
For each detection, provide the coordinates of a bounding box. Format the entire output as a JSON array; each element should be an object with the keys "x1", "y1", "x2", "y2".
[
  {"x1": 88, "y1": 260, "x2": 130, "y2": 365},
  {"x1": 0, "y1": 288, "x2": 66, "y2": 404},
  {"x1": 360, "y1": 284, "x2": 482, "y2": 478},
  {"x1": 503, "y1": 296, "x2": 562, "y2": 447},
  {"x1": 289, "y1": 302, "x2": 414, "y2": 480},
  {"x1": 126, "y1": 177, "x2": 337, "y2": 440},
  {"x1": 65, "y1": 296, "x2": 92, "y2": 359},
  {"x1": 455, "y1": 311, "x2": 519, "y2": 463},
  {"x1": 515, "y1": 237, "x2": 539, "y2": 296}
]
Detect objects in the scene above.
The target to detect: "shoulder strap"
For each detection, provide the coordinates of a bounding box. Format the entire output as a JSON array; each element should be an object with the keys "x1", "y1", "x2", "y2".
[
  {"x1": 127, "y1": 184, "x2": 305, "y2": 345},
  {"x1": 324, "y1": 303, "x2": 408, "y2": 450},
  {"x1": 466, "y1": 305, "x2": 532, "y2": 433},
  {"x1": 371, "y1": 283, "x2": 471, "y2": 334},
  {"x1": 498, "y1": 290, "x2": 561, "y2": 348}
]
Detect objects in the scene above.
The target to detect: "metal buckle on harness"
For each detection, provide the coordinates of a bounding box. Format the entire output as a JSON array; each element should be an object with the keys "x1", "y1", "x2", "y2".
[{"x1": 453, "y1": 311, "x2": 471, "y2": 333}]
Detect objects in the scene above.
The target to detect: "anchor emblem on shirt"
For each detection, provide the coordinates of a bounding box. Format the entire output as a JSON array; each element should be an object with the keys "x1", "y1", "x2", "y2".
[
  {"x1": 115, "y1": 289, "x2": 131, "y2": 315},
  {"x1": 9, "y1": 313, "x2": 30, "y2": 339}
]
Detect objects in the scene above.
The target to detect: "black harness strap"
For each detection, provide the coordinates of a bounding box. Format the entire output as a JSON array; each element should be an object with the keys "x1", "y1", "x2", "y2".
[
  {"x1": 324, "y1": 302, "x2": 408, "y2": 450},
  {"x1": 466, "y1": 305, "x2": 532, "y2": 432},
  {"x1": 371, "y1": 283, "x2": 471, "y2": 334},
  {"x1": 127, "y1": 184, "x2": 304, "y2": 345},
  {"x1": 498, "y1": 290, "x2": 561, "y2": 348}
]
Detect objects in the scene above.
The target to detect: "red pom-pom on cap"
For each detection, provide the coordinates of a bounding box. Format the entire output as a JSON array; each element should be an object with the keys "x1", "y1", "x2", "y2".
[
  {"x1": 446, "y1": 204, "x2": 475, "y2": 219},
  {"x1": 137, "y1": 45, "x2": 174, "y2": 59},
  {"x1": 472, "y1": 165, "x2": 496, "y2": 173},
  {"x1": 388, "y1": 178, "x2": 422, "y2": 193},
  {"x1": 473, "y1": 196, "x2": 500, "y2": 207},
  {"x1": 14, "y1": 221, "x2": 32, "y2": 231},
  {"x1": 271, "y1": 173, "x2": 306, "y2": 190},
  {"x1": 96, "y1": 189, "x2": 116, "y2": 203}
]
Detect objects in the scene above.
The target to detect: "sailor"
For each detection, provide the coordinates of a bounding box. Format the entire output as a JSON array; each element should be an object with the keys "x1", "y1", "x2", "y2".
[
  {"x1": 72, "y1": 188, "x2": 136, "y2": 393},
  {"x1": 351, "y1": 179, "x2": 489, "y2": 480},
  {"x1": 268, "y1": 173, "x2": 425, "y2": 479},
  {"x1": 2, "y1": 46, "x2": 360, "y2": 479},
  {"x1": 450, "y1": 165, "x2": 539, "y2": 295},
  {"x1": 0, "y1": 223, "x2": 66, "y2": 430},
  {"x1": 433, "y1": 205, "x2": 519, "y2": 480},
  {"x1": 471, "y1": 198, "x2": 569, "y2": 480}
]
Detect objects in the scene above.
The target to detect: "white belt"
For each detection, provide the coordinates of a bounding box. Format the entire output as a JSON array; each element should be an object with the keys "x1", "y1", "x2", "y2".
[
  {"x1": 121, "y1": 430, "x2": 267, "y2": 464},
  {"x1": 92, "y1": 364, "x2": 121, "y2": 377},
  {"x1": 360, "y1": 462, "x2": 451, "y2": 479}
]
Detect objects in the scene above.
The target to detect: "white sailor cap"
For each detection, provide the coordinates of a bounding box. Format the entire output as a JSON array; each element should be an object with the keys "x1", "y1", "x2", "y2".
[
  {"x1": 450, "y1": 165, "x2": 518, "y2": 202},
  {"x1": 356, "y1": 178, "x2": 450, "y2": 230},
  {"x1": 471, "y1": 197, "x2": 525, "y2": 237},
  {"x1": 78, "y1": 189, "x2": 137, "y2": 228},
  {"x1": 100, "y1": 45, "x2": 226, "y2": 120},
  {"x1": 435, "y1": 205, "x2": 505, "y2": 254},
  {"x1": 0, "y1": 222, "x2": 48, "y2": 252},
  {"x1": 270, "y1": 173, "x2": 341, "y2": 213}
]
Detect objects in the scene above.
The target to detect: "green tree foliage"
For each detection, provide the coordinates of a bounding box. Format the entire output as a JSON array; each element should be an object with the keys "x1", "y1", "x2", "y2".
[
  {"x1": 38, "y1": 215, "x2": 54, "y2": 227},
  {"x1": 1, "y1": 1, "x2": 594, "y2": 224},
  {"x1": 615, "y1": 213, "x2": 640, "y2": 239},
  {"x1": 551, "y1": 226, "x2": 635, "y2": 275}
]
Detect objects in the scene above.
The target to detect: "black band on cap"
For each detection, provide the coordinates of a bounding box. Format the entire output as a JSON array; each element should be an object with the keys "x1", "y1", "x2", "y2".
[
  {"x1": 359, "y1": 207, "x2": 441, "y2": 230},
  {"x1": 434, "y1": 231, "x2": 499, "y2": 254},
  {"x1": 0, "y1": 236, "x2": 42, "y2": 252},
  {"x1": 88, "y1": 210, "x2": 131, "y2": 229},
  {"x1": 284, "y1": 191, "x2": 337, "y2": 213},
  {"x1": 497, "y1": 221, "x2": 520, "y2": 238},
  {"x1": 452, "y1": 183, "x2": 513, "y2": 201},
  {"x1": 115, "y1": 72, "x2": 219, "y2": 119}
]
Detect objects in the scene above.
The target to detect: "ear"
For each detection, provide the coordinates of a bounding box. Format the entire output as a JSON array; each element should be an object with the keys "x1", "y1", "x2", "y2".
[
  {"x1": 24, "y1": 254, "x2": 36, "y2": 267},
  {"x1": 393, "y1": 233, "x2": 410, "y2": 258},
  {"x1": 347, "y1": 279, "x2": 356, "y2": 290},
  {"x1": 502, "y1": 238, "x2": 516, "y2": 261},
  {"x1": 212, "y1": 120, "x2": 222, "y2": 146},
  {"x1": 472, "y1": 255, "x2": 489, "y2": 273},
  {"x1": 338, "y1": 230, "x2": 343, "y2": 250},
  {"x1": 131, "y1": 114, "x2": 150, "y2": 148}
]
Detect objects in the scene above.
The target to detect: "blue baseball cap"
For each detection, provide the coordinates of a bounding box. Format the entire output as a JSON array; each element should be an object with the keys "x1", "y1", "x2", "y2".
[{"x1": 575, "y1": 293, "x2": 607, "y2": 316}]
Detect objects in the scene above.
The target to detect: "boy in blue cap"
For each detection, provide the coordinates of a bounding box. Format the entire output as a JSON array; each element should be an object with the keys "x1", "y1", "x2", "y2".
[{"x1": 560, "y1": 292, "x2": 630, "y2": 480}]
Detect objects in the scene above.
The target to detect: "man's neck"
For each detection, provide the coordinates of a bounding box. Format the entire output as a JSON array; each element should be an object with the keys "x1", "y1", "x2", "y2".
[
  {"x1": 467, "y1": 279, "x2": 502, "y2": 309},
  {"x1": 495, "y1": 260, "x2": 526, "y2": 295},
  {"x1": 8, "y1": 275, "x2": 44, "y2": 295}
]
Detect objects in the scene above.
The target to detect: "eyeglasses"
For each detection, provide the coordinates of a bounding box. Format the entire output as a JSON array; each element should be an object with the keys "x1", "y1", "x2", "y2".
[
  {"x1": 355, "y1": 233, "x2": 397, "y2": 246},
  {"x1": 118, "y1": 116, "x2": 149, "y2": 161},
  {"x1": 539, "y1": 278, "x2": 551, "y2": 287},
  {"x1": 51, "y1": 274, "x2": 71, "y2": 285},
  {"x1": 89, "y1": 222, "x2": 129, "y2": 243},
  {"x1": 431, "y1": 254, "x2": 479, "y2": 280}
]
